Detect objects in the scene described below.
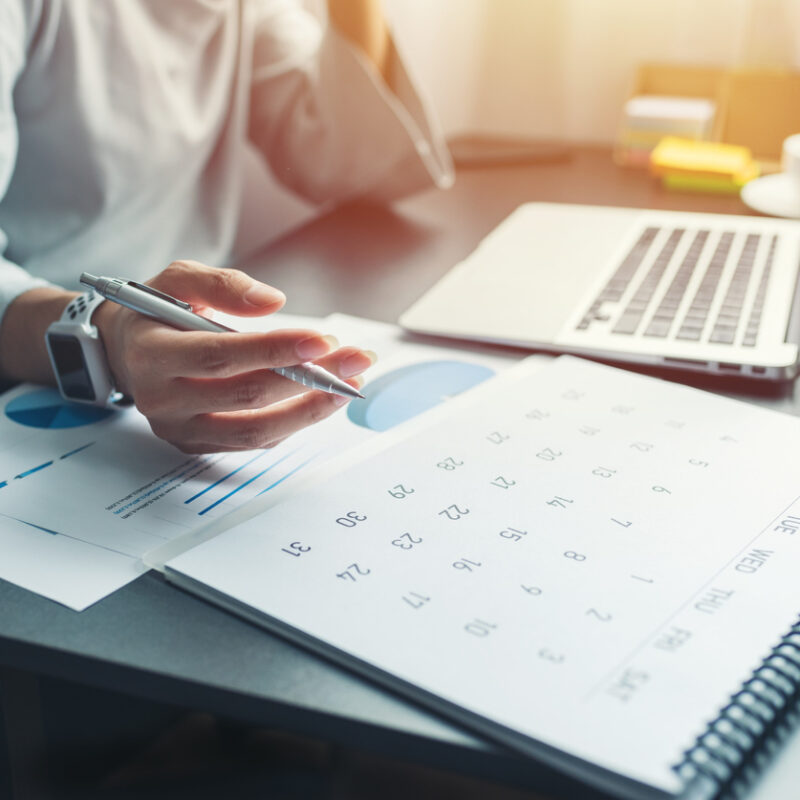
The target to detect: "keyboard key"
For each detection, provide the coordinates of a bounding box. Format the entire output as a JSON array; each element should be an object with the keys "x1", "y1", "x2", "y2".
[
  {"x1": 708, "y1": 328, "x2": 737, "y2": 344},
  {"x1": 612, "y1": 312, "x2": 642, "y2": 335},
  {"x1": 611, "y1": 229, "x2": 684, "y2": 336},
  {"x1": 676, "y1": 232, "x2": 734, "y2": 342},
  {"x1": 676, "y1": 327, "x2": 703, "y2": 341},
  {"x1": 644, "y1": 319, "x2": 672, "y2": 337},
  {"x1": 739, "y1": 235, "x2": 777, "y2": 348}
]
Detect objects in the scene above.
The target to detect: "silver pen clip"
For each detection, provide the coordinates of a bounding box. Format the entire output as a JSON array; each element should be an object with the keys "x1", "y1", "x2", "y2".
[{"x1": 126, "y1": 281, "x2": 193, "y2": 310}]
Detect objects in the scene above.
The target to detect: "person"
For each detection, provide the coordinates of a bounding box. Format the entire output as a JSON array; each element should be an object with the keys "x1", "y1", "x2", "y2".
[
  {"x1": 0, "y1": 1, "x2": 453, "y2": 792},
  {"x1": 0, "y1": 0, "x2": 453, "y2": 453}
]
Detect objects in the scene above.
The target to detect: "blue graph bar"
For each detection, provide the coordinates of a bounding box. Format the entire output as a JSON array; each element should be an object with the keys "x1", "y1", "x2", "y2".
[
  {"x1": 21, "y1": 520, "x2": 59, "y2": 536},
  {"x1": 256, "y1": 454, "x2": 318, "y2": 496},
  {"x1": 197, "y1": 449, "x2": 300, "y2": 516},
  {"x1": 15, "y1": 461, "x2": 53, "y2": 479},
  {"x1": 60, "y1": 442, "x2": 95, "y2": 460},
  {"x1": 185, "y1": 450, "x2": 269, "y2": 505}
]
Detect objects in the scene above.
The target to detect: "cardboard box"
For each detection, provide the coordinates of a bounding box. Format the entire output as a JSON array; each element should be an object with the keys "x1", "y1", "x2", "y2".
[{"x1": 616, "y1": 63, "x2": 800, "y2": 170}]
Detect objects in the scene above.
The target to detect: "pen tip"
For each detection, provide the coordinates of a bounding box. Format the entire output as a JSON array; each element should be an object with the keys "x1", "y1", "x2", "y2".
[{"x1": 356, "y1": 391, "x2": 366, "y2": 399}]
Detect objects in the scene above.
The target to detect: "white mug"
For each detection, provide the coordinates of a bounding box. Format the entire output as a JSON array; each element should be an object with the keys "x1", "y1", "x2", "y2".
[
  {"x1": 781, "y1": 133, "x2": 800, "y2": 185},
  {"x1": 741, "y1": 133, "x2": 800, "y2": 218}
]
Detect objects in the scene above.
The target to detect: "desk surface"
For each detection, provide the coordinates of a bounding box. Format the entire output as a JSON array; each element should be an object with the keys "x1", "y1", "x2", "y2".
[{"x1": 2, "y1": 147, "x2": 799, "y2": 797}]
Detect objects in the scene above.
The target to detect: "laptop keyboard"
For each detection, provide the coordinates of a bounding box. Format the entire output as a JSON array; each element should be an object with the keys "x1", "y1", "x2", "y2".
[
  {"x1": 576, "y1": 226, "x2": 777, "y2": 347},
  {"x1": 673, "y1": 231, "x2": 734, "y2": 341},
  {"x1": 612, "y1": 228, "x2": 683, "y2": 335}
]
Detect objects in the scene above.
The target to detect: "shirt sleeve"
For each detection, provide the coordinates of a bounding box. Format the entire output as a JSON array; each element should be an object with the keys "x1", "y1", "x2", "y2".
[
  {"x1": 247, "y1": 0, "x2": 454, "y2": 206},
  {"x1": 0, "y1": 0, "x2": 53, "y2": 330}
]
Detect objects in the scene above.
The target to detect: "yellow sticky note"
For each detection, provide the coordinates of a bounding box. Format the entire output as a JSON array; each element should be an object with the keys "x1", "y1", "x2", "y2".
[{"x1": 650, "y1": 137, "x2": 754, "y2": 178}]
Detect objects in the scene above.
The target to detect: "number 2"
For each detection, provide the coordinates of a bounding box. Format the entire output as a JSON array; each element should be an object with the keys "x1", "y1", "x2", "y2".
[{"x1": 439, "y1": 504, "x2": 470, "y2": 521}]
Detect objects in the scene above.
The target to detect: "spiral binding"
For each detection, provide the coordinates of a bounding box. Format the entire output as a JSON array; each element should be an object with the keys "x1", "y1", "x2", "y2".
[{"x1": 674, "y1": 618, "x2": 800, "y2": 800}]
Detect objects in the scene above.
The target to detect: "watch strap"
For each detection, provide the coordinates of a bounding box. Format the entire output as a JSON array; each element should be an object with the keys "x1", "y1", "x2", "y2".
[
  {"x1": 61, "y1": 291, "x2": 106, "y2": 327},
  {"x1": 47, "y1": 291, "x2": 127, "y2": 407}
]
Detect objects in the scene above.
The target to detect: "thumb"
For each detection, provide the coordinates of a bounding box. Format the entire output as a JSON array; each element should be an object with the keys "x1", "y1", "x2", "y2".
[{"x1": 149, "y1": 260, "x2": 286, "y2": 317}]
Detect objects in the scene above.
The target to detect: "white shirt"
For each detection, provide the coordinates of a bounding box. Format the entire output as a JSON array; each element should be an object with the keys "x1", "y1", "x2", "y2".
[{"x1": 0, "y1": 0, "x2": 452, "y2": 323}]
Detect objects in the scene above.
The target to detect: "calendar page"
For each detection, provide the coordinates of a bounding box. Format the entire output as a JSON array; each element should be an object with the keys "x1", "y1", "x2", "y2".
[{"x1": 167, "y1": 356, "x2": 800, "y2": 798}]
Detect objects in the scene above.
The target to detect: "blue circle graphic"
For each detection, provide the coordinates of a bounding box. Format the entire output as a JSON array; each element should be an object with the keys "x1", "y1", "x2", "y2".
[
  {"x1": 347, "y1": 360, "x2": 495, "y2": 432},
  {"x1": 5, "y1": 389, "x2": 114, "y2": 428}
]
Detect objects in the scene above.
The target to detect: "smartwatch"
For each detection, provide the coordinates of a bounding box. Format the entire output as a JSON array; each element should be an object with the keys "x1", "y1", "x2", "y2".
[{"x1": 45, "y1": 291, "x2": 125, "y2": 406}]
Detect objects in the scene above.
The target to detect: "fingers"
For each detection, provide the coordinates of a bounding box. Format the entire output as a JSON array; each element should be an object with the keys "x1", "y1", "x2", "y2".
[
  {"x1": 148, "y1": 260, "x2": 286, "y2": 317},
  {"x1": 113, "y1": 261, "x2": 382, "y2": 454},
  {"x1": 129, "y1": 326, "x2": 341, "y2": 379},
  {"x1": 178, "y1": 435, "x2": 292, "y2": 455},
  {"x1": 140, "y1": 347, "x2": 375, "y2": 418},
  {"x1": 315, "y1": 347, "x2": 377, "y2": 379},
  {"x1": 164, "y1": 380, "x2": 364, "y2": 453}
]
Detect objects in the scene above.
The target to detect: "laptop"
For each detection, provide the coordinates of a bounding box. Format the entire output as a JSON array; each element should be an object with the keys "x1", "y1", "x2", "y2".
[{"x1": 399, "y1": 203, "x2": 800, "y2": 381}]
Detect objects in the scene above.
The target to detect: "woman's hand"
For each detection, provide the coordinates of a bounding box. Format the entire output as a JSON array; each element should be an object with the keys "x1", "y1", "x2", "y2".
[{"x1": 93, "y1": 260, "x2": 374, "y2": 453}]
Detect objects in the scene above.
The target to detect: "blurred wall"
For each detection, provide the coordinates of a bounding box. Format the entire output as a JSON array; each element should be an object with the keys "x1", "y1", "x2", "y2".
[
  {"x1": 385, "y1": 0, "x2": 800, "y2": 142},
  {"x1": 236, "y1": 0, "x2": 800, "y2": 256}
]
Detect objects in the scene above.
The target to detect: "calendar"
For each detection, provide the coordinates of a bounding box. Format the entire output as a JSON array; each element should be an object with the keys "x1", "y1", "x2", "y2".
[{"x1": 166, "y1": 356, "x2": 800, "y2": 799}]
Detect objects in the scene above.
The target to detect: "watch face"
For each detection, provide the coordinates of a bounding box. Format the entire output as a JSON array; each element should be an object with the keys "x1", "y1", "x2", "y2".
[{"x1": 47, "y1": 333, "x2": 96, "y2": 401}]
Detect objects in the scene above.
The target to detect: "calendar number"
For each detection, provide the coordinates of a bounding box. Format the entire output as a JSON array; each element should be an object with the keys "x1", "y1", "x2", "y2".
[
  {"x1": 586, "y1": 608, "x2": 612, "y2": 622},
  {"x1": 437, "y1": 456, "x2": 464, "y2": 471},
  {"x1": 564, "y1": 550, "x2": 586, "y2": 561},
  {"x1": 439, "y1": 504, "x2": 470, "y2": 521},
  {"x1": 688, "y1": 458, "x2": 709, "y2": 468},
  {"x1": 526, "y1": 408, "x2": 550, "y2": 420},
  {"x1": 611, "y1": 518, "x2": 632, "y2": 528},
  {"x1": 538, "y1": 648, "x2": 565, "y2": 664},
  {"x1": 336, "y1": 511, "x2": 367, "y2": 528},
  {"x1": 578, "y1": 425, "x2": 600, "y2": 436},
  {"x1": 392, "y1": 532, "x2": 423, "y2": 550},
  {"x1": 388, "y1": 484, "x2": 415, "y2": 499},
  {"x1": 490, "y1": 476, "x2": 516, "y2": 490},
  {"x1": 498, "y1": 526, "x2": 527, "y2": 541},
  {"x1": 453, "y1": 558, "x2": 482, "y2": 572},
  {"x1": 465, "y1": 619, "x2": 497, "y2": 637},
  {"x1": 486, "y1": 431, "x2": 510, "y2": 444},
  {"x1": 536, "y1": 447, "x2": 562, "y2": 462},
  {"x1": 281, "y1": 541, "x2": 310, "y2": 558},
  {"x1": 547, "y1": 496, "x2": 573, "y2": 509},
  {"x1": 592, "y1": 466, "x2": 616, "y2": 478},
  {"x1": 521, "y1": 585, "x2": 543, "y2": 596},
  {"x1": 652, "y1": 485, "x2": 671, "y2": 494},
  {"x1": 337, "y1": 563, "x2": 370, "y2": 582},
  {"x1": 402, "y1": 592, "x2": 431, "y2": 609},
  {"x1": 630, "y1": 441, "x2": 653, "y2": 452}
]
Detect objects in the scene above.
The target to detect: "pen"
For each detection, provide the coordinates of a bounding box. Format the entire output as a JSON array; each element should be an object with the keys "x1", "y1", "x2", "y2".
[{"x1": 79, "y1": 273, "x2": 365, "y2": 400}]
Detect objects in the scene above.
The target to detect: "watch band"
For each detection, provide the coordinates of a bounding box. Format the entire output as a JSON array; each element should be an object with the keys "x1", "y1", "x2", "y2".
[
  {"x1": 62, "y1": 290, "x2": 106, "y2": 326},
  {"x1": 45, "y1": 291, "x2": 125, "y2": 407}
]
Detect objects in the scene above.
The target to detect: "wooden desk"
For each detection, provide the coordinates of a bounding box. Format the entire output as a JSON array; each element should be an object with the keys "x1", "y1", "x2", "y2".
[
  {"x1": 1, "y1": 147, "x2": 798, "y2": 799},
  {"x1": 249, "y1": 146, "x2": 751, "y2": 323}
]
